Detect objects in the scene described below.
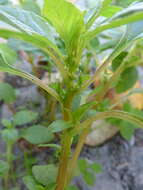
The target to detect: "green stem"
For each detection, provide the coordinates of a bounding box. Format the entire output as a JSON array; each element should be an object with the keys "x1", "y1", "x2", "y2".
[
  {"x1": 4, "y1": 143, "x2": 13, "y2": 190},
  {"x1": 67, "y1": 127, "x2": 90, "y2": 185}
]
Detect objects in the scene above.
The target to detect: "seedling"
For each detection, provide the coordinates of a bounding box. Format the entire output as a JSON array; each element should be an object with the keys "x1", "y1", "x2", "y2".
[{"x1": 0, "y1": 0, "x2": 143, "y2": 190}]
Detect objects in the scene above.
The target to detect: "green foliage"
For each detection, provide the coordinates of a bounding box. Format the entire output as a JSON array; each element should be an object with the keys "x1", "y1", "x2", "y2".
[
  {"x1": 0, "y1": 82, "x2": 16, "y2": 103},
  {"x1": 13, "y1": 110, "x2": 38, "y2": 125},
  {"x1": 0, "y1": 0, "x2": 143, "y2": 190},
  {"x1": 1, "y1": 128, "x2": 18, "y2": 144},
  {"x1": 43, "y1": 0, "x2": 85, "y2": 47},
  {"x1": 22, "y1": 125, "x2": 54, "y2": 144},
  {"x1": 48, "y1": 120, "x2": 73, "y2": 133},
  {"x1": 0, "y1": 160, "x2": 9, "y2": 177},
  {"x1": 32, "y1": 164, "x2": 57, "y2": 186},
  {"x1": 0, "y1": 43, "x2": 17, "y2": 66},
  {"x1": 115, "y1": 67, "x2": 138, "y2": 93},
  {"x1": 78, "y1": 159, "x2": 102, "y2": 186}
]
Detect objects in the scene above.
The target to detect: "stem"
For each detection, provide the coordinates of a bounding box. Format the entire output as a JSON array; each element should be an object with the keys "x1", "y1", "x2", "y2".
[
  {"x1": 4, "y1": 143, "x2": 13, "y2": 190},
  {"x1": 67, "y1": 127, "x2": 90, "y2": 185},
  {"x1": 55, "y1": 94, "x2": 74, "y2": 190},
  {"x1": 55, "y1": 133, "x2": 72, "y2": 190}
]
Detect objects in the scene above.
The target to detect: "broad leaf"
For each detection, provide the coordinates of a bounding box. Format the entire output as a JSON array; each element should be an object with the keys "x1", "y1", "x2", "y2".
[
  {"x1": 43, "y1": 0, "x2": 85, "y2": 47},
  {"x1": 48, "y1": 120, "x2": 73, "y2": 133},
  {"x1": 22, "y1": 125, "x2": 54, "y2": 144},
  {"x1": 23, "y1": 176, "x2": 39, "y2": 190},
  {"x1": 13, "y1": 110, "x2": 38, "y2": 125},
  {"x1": 32, "y1": 164, "x2": 57, "y2": 186},
  {"x1": 0, "y1": 82, "x2": 16, "y2": 103},
  {"x1": 115, "y1": 67, "x2": 138, "y2": 93}
]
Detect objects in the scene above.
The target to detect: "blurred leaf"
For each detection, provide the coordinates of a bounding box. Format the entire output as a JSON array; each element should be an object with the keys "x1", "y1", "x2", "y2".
[
  {"x1": 0, "y1": 160, "x2": 9, "y2": 177},
  {"x1": 21, "y1": 0, "x2": 41, "y2": 15},
  {"x1": 82, "y1": 170, "x2": 95, "y2": 186},
  {"x1": 89, "y1": 162, "x2": 103, "y2": 173},
  {"x1": 0, "y1": 82, "x2": 16, "y2": 103},
  {"x1": 72, "y1": 101, "x2": 97, "y2": 122},
  {"x1": 115, "y1": 67, "x2": 138, "y2": 93},
  {"x1": 13, "y1": 110, "x2": 38, "y2": 125},
  {"x1": 22, "y1": 125, "x2": 53, "y2": 145},
  {"x1": 1, "y1": 119, "x2": 12, "y2": 128},
  {"x1": 1, "y1": 128, "x2": 18, "y2": 143},
  {"x1": 0, "y1": 43, "x2": 17, "y2": 65},
  {"x1": 23, "y1": 176, "x2": 39, "y2": 190},
  {"x1": 48, "y1": 120, "x2": 73, "y2": 133},
  {"x1": 78, "y1": 159, "x2": 88, "y2": 173},
  {"x1": 32, "y1": 164, "x2": 57, "y2": 186},
  {"x1": 120, "y1": 122, "x2": 135, "y2": 140},
  {"x1": 112, "y1": 51, "x2": 128, "y2": 71},
  {"x1": 101, "y1": 5, "x2": 122, "y2": 17}
]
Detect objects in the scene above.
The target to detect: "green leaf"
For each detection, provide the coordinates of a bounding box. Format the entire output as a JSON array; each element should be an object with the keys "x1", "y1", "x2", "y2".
[
  {"x1": 21, "y1": 0, "x2": 41, "y2": 15},
  {"x1": 2, "y1": 119, "x2": 12, "y2": 128},
  {"x1": 32, "y1": 164, "x2": 57, "y2": 186},
  {"x1": 23, "y1": 176, "x2": 39, "y2": 190},
  {"x1": 1, "y1": 129, "x2": 18, "y2": 143},
  {"x1": 48, "y1": 120, "x2": 73, "y2": 133},
  {"x1": 120, "y1": 122, "x2": 135, "y2": 140},
  {"x1": 82, "y1": 110, "x2": 143, "y2": 130},
  {"x1": 82, "y1": 170, "x2": 95, "y2": 186},
  {"x1": 101, "y1": 5, "x2": 122, "y2": 17},
  {"x1": 89, "y1": 162, "x2": 103, "y2": 173},
  {"x1": 0, "y1": 65, "x2": 60, "y2": 101},
  {"x1": 43, "y1": 0, "x2": 85, "y2": 47},
  {"x1": 112, "y1": 51, "x2": 128, "y2": 71},
  {"x1": 0, "y1": 82, "x2": 16, "y2": 103},
  {"x1": 86, "y1": 2, "x2": 143, "y2": 40},
  {"x1": 78, "y1": 159, "x2": 88, "y2": 173},
  {"x1": 115, "y1": 67, "x2": 138, "y2": 93},
  {"x1": 72, "y1": 101, "x2": 97, "y2": 121},
  {"x1": 13, "y1": 110, "x2": 38, "y2": 125},
  {"x1": 0, "y1": 6, "x2": 55, "y2": 43},
  {"x1": 0, "y1": 43, "x2": 17, "y2": 65},
  {"x1": 23, "y1": 125, "x2": 54, "y2": 145},
  {"x1": 0, "y1": 160, "x2": 9, "y2": 177}
]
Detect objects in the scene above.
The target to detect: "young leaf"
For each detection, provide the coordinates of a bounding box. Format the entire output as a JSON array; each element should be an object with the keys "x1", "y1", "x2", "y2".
[
  {"x1": 115, "y1": 67, "x2": 138, "y2": 93},
  {"x1": 0, "y1": 160, "x2": 9, "y2": 177},
  {"x1": 48, "y1": 120, "x2": 73, "y2": 133},
  {"x1": 23, "y1": 176, "x2": 39, "y2": 190},
  {"x1": 43, "y1": 0, "x2": 85, "y2": 47},
  {"x1": 120, "y1": 122, "x2": 135, "y2": 140},
  {"x1": 66, "y1": 185, "x2": 78, "y2": 190},
  {"x1": 72, "y1": 101, "x2": 97, "y2": 122},
  {"x1": 0, "y1": 82, "x2": 16, "y2": 103},
  {"x1": 89, "y1": 162, "x2": 103, "y2": 173},
  {"x1": 13, "y1": 110, "x2": 38, "y2": 125},
  {"x1": 32, "y1": 164, "x2": 57, "y2": 186},
  {"x1": 82, "y1": 170, "x2": 95, "y2": 186},
  {"x1": 1, "y1": 128, "x2": 18, "y2": 143},
  {"x1": 0, "y1": 43, "x2": 17, "y2": 65},
  {"x1": 22, "y1": 125, "x2": 54, "y2": 145}
]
